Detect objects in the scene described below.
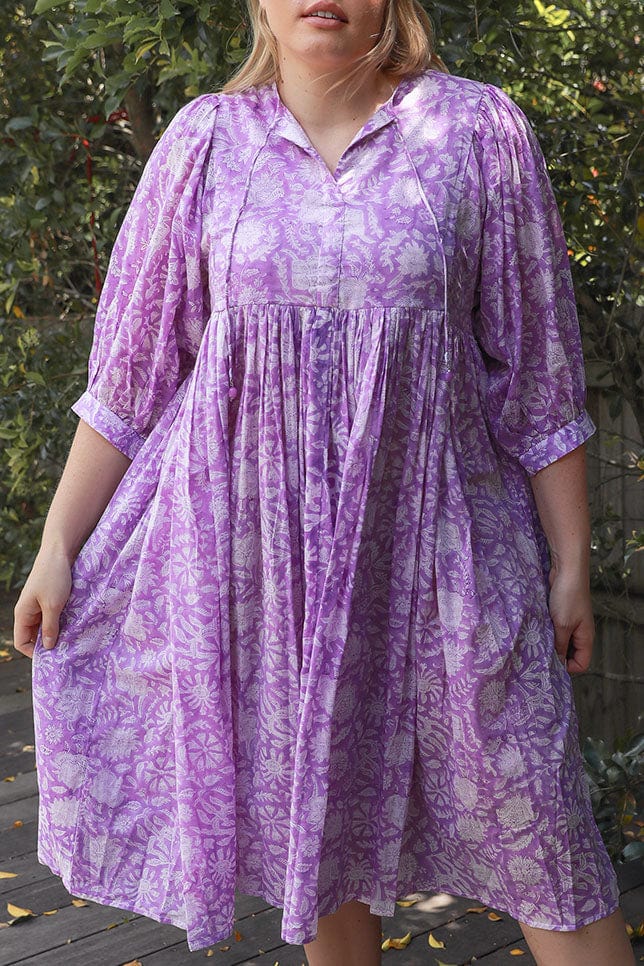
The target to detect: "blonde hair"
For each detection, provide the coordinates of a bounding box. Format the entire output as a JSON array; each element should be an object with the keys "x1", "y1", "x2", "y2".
[{"x1": 222, "y1": 0, "x2": 449, "y2": 97}]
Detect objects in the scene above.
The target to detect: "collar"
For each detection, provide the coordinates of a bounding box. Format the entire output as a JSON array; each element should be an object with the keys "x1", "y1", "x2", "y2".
[{"x1": 267, "y1": 71, "x2": 419, "y2": 154}]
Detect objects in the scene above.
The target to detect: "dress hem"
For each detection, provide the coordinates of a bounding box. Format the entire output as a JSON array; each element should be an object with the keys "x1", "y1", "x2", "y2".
[{"x1": 36, "y1": 850, "x2": 622, "y2": 952}]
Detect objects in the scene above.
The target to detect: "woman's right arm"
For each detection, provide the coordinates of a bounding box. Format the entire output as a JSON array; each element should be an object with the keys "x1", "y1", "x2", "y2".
[{"x1": 13, "y1": 418, "x2": 132, "y2": 659}]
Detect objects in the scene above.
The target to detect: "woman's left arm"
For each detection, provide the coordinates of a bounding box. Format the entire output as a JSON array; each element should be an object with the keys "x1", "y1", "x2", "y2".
[{"x1": 529, "y1": 442, "x2": 594, "y2": 675}]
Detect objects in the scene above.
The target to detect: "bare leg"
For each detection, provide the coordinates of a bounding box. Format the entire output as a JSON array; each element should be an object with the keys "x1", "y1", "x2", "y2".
[
  {"x1": 303, "y1": 898, "x2": 382, "y2": 966},
  {"x1": 518, "y1": 907, "x2": 635, "y2": 966}
]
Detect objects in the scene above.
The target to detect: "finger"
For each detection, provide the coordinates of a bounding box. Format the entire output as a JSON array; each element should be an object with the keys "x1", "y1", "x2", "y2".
[
  {"x1": 13, "y1": 606, "x2": 41, "y2": 659},
  {"x1": 565, "y1": 624, "x2": 593, "y2": 675},
  {"x1": 552, "y1": 621, "x2": 571, "y2": 664},
  {"x1": 41, "y1": 610, "x2": 61, "y2": 650}
]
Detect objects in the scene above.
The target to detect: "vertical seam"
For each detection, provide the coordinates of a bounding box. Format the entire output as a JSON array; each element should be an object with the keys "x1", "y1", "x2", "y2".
[
  {"x1": 223, "y1": 116, "x2": 279, "y2": 390},
  {"x1": 391, "y1": 116, "x2": 450, "y2": 368}
]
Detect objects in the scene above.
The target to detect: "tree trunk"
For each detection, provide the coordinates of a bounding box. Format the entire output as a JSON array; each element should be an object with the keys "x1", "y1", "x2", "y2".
[{"x1": 123, "y1": 78, "x2": 157, "y2": 162}]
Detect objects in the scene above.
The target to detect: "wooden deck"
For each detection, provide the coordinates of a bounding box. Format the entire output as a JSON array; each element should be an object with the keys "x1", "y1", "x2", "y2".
[{"x1": 2, "y1": 637, "x2": 642, "y2": 965}]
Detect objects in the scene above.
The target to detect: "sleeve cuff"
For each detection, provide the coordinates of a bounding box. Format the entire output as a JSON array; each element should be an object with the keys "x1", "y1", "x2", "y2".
[
  {"x1": 518, "y1": 410, "x2": 596, "y2": 475},
  {"x1": 71, "y1": 391, "x2": 144, "y2": 461}
]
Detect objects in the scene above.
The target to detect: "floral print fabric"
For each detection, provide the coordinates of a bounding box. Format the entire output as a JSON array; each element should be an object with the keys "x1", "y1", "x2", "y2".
[{"x1": 31, "y1": 68, "x2": 620, "y2": 951}]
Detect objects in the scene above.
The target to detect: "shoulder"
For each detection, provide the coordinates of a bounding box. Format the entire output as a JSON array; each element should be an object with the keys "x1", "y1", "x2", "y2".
[
  {"x1": 140, "y1": 93, "x2": 223, "y2": 187},
  {"x1": 402, "y1": 69, "x2": 484, "y2": 119},
  {"x1": 162, "y1": 91, "x2": 222, "y2": 142},
  {"x1": 469, "y1": 82, "x2": 545, "y2": 171},
  {"x1": 395, "y1": 69, "x2": 484, "y2": 154},
  {"x1": 404, "y1": 69, "x2": 530, "y2": 132}
]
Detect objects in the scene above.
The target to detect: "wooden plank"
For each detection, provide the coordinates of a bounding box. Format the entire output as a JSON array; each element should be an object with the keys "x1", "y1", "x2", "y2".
[
  {"x1": 0, "y1": 691, "x2": 32, "y2": 715},
  {"x1": 0, "y1": 896, "x2": 141, "y2": 966},
  {"x1": 474, "y1": 938, "x2": 535, "y2": 963},
  {"x1": 0, "y1": 769, "x2": 38, "y2": 807},
  {"x1": 0, "y1": 792, "x2": 38, "y2": 832},
  {"x1": 0, "y1": 655, "x2": 32, "y2": 697},
  {"x1": 225, "y1": 950, "x2": 307, "y2": 966},
  {"x1": 0, "y1": 752, "x2": 37, "y2": 783},
  {"x1": 381, "y1": 889, "x2": 481, "y2": 932},
  {"x1": 0, "y1": 820, "x2": 36, "y2": 862},
  {"x1": 0, "y1": 850, "x2": 61, "y2": 896},
  {"x1": 1, "y1": 706, "x2": 36, "y2": 781},
  {"x1": 0, "y1": 900, "x2": 288, "y2": 966},
  {"x1": 382, "y1": 906, "x2": 524, "y2": 965}
]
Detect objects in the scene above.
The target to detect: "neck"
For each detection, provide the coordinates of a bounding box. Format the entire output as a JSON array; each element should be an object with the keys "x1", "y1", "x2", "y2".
[{"x1": 274, "y1": 58, "x2": 396, "y2": 133}]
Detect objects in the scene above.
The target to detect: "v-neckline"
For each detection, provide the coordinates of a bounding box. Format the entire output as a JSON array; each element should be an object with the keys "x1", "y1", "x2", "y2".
[{"x1": 269, "y1": 72, "x2": 417, "y2": 182}]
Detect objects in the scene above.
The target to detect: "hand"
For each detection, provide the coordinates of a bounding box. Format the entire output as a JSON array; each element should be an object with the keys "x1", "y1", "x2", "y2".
[
  {"x1": 547, "y1": 564, "x2": 595, "y2": 675},
  {"x1": 13, "y1": 549, "x2": 72, "y2": 659}
]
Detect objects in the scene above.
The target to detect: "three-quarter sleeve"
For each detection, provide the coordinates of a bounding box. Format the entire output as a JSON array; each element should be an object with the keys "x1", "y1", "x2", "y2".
[
  {"x1": 71, "y1": 93, "x2": 219, "y2": 459},
  {"x1": 470, "y1": 83, "x2": 596, "y2": 476}
]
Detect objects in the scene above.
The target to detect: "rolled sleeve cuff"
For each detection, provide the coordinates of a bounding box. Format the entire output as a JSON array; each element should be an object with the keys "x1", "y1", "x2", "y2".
[
  {"x1": 518, "y1": 410, "x2": 596, "y2": 476},
  {"x1": 71, "y1": 390, "x2": 144, "y2": 461}
]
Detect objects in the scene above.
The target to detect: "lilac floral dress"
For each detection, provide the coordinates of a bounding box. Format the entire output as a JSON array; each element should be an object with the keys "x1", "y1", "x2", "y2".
[{"x1": 31, "y1": 68, "x2": 620, "y2": 951}]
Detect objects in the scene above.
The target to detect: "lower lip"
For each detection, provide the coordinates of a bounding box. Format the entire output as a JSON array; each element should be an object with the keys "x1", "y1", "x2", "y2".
[{"x1": 302, "y1": 15, "x2": 347, "y2": 28}]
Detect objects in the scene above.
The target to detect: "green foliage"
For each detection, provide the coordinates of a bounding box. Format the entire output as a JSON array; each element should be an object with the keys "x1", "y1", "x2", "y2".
[
  {"x1": 0, "y1": 0, "x2": 642, "y2": 588},
  {"x1": 0, "y1": 3, "x2": 138, "y2": 585},
  {"x1": 0, "y1": 318, "x2": 87, "y2": 588},
  {"x1": 32, "y1": 0, "x2": 247, "y2": 115},
  {"x1": 582, "y1": 727, "x2": 644, "y2": 864}
]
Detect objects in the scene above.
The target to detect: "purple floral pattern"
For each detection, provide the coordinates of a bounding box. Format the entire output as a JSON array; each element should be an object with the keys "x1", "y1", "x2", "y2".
[{"x1": 31, "y1": 69, "x2": 619, "y2": 951}]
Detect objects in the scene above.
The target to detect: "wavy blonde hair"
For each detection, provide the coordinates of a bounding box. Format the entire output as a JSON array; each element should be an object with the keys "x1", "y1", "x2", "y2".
[{"x1": 222, "y1": 0, "x2": 449, "y2": 97}]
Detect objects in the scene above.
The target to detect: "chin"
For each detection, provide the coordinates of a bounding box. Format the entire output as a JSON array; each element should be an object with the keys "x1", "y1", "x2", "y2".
[{"x1": 293, "y1": 43, "x2": 367, "y2": 72}]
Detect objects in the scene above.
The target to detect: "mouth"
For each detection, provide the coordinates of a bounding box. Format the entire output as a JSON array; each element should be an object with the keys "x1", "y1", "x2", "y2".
[{"x1": 301, "y1": 3, "x2": 349, "y2": 23}]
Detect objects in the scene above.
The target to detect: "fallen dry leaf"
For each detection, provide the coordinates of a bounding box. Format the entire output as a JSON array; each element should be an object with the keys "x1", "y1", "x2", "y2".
[
  {"x1": 488, "y1": 912, "x2": 503, "y2": 921},
  {"x1": 234, "y1": 928, "x2": 243, "y2": 941},
  {"x1": 382, "y1": 931, "x2": 412, "y2": 950},
  {"x1": 0, "y1": 872, "x2": 18, "y2": 879},
  {"x1": 428, "y1": 932, "x2": 446, "y2": 948},
  {"x1": 395, "y1": 898, "x2": 418, "y2": 907},
  {"x1": 22, "y1": 745, "x2": 34, "y2": 752},
  {"x1": 7, "y1": 902, "x2": 34, "y2": 919},
  {"x1": 13, "y1": 821, "x2": 23, "y2": 829},
  {"x1": 42, "y1": 910, "x2": 58, "y2": 916},
  {"x1": 218, "y1": 945, "x2": 230, "y2": 951},
  {"x1": 510, "y1": 950, "x2": 525, "y2": 956},
  {"x1": 466, "y1": 905, "x2": 488, "y2": 913},
  {"x1": 121, "y1": 960, "x2": 142, "y2": 966},
  {"x1": 2, "y1": 777, "x2": 16, "y2": 783},
  {"x1": 71, "y1": 898, "x2": 88, "y2": 907}
]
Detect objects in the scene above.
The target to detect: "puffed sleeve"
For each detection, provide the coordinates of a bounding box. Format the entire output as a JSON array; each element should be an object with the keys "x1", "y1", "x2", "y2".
[
  {"x1": 70, "y1": 92, "x2": 219, "y2": 459},
  {"x1": 470, "y1": 83, "x2": 596, "y2": 476}
]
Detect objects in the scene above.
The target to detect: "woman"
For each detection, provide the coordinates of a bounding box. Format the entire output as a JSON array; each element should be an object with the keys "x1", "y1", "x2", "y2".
[{"x1": 14, "y1": 1, "x2": 635, "y2": 963}]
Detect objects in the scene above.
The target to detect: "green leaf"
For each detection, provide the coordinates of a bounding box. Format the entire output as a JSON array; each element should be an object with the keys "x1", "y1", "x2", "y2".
[
  {"x1": 24, "y1": 371, "x2": 47, "y2": 387},
  {"x1": 5, "y1": 117, "x2": 34, "y2": 132}
]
